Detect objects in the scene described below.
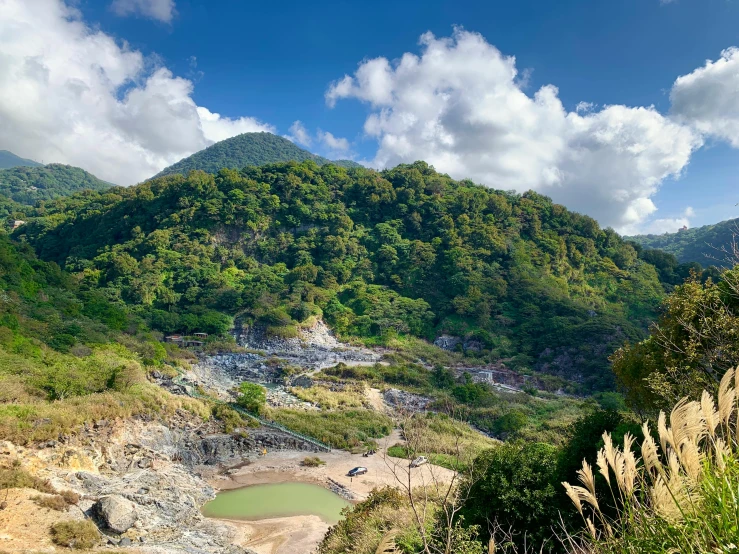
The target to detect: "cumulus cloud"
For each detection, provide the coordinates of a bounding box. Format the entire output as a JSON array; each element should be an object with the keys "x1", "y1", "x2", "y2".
[
  {"x1": 0, "y1": 0, "x2": 272, "y2": 185},
  {"x1": 110, "y1": 0, "x2": 176, "y2": 23},
  {"x1": 638, "y1": 207, "x2": 694, "y2": 235},
  {"x1": 286, "y1": 120, "x2": 312, "y2": 147},
  {"x1": 671, "y1": 47, "x2": 739, "y2": 147},
  {"x1": 317, "y1": 130, "x2": 351, "y2": 157},
  {"x1": 327, "y1": 29, "x2": 702, "y2": 232}
]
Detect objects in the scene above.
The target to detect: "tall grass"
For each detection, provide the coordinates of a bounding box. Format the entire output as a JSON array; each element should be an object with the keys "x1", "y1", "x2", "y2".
[
  {"x1": 268, "y1": 408, "x2": 393, "y2": 450},
  {"x1": 564, "y1": 367, "x2": 739, "y2": 553}
]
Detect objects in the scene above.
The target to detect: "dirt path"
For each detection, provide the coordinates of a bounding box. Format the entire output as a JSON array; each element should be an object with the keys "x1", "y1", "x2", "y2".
[
  {"x1": 365, "y1": 387, "x2": 387, "y2": 412},
  {"x1": 208, "y1": 430, "x2": 455, "y2": 554}
]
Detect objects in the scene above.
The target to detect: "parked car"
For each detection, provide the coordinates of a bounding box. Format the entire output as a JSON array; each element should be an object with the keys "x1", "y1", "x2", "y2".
[
  {"x1": 410, "y1": 456, "x2": 428, "y2": 468},
  {"x1": 348, "y1": 466, "x2": 368, "y2": 477}
]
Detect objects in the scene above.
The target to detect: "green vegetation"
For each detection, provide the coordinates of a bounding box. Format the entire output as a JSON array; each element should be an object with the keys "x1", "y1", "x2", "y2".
[
  {"x1": 16, "y1": 161, "x2": 671, "y2": 390},
  {"x1": 0, "y1": 150, "x2": 41, "y2": 170},
  {"x1": 49, "y1": 520, "x2": 99, "y2": 549},
  {"x1": 0, "y1": 232, "x2": 210, "y2": 443},
  {"x1": 0, "y1": 464, "x2": 54, "y2": 494},
  {"x1": 612, "y1": 267, "x2": 739, "y2": 411},
  {"x1": 628, "y1": 217, "x2": 739, "y2": 265},
  {"x1": 236, "y1": 382, "x2": 267, "y2": 414},
  {"x1": 565, "y1": 368, "x2": 739, "y2": 554},
  {"x1": 388, "y1": 412, "x2": 496, "y2": 471},
  {"x1": 268, "y1": 408, "x2": 392, "y2": 450},
  {"x1": 154, "y1": 132, "x2": 361, "y2": 178},
  {"x1": 0, "y1": 164, "x2": 110, "y2": 205},
  {"x1": 289, "y1": 384, "x2": 367, "y2": 409},
  {"x1": 320, "y1": 362, "x2": 587, "y2": 444}
]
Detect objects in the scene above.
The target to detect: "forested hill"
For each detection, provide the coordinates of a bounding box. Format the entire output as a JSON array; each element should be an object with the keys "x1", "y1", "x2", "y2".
[
  {"x1": 628, "y1": 217, "x2": 739, "y2": 264},
  {"x1": 17, "y1": 161, "x2": 668, "y2": 390},
  {"x1": 154, "y1": 132, "x2": 362, "y2": 178},
  {"x1": 0, "y1": 150, "x2": 41, "y2": 170},
  {"x1": 0, "y1": 164, "x2": 111, "y2": 205}
]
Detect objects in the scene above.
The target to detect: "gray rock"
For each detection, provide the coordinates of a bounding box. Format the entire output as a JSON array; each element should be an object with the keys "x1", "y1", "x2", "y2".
[
  {"x1": 120, "y1": 537, "x2": 132, "y2": 546},
  {"x1": 434, "y1": 334, "x2": 462, "y2": 351},
  {"x1": 95, "y1": 494, "x2": 138, "y2": 533}
]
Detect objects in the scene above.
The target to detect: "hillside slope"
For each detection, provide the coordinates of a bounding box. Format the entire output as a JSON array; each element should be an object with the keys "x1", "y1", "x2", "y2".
[
  {"x1": 0, "y1": 150, "x2": 41, "y2": 170},
  {"x1": 628, "y1": 218, "x2": 739, "y2": 264},
  {"x1": 0, "y1": 164, "x2": 111, "y2": 205},
  {"x1": 154, "y1": 132, "x2": 361, "y2": 178},
  {"x1": 17, "y1": 161, "x2": 667, "y2": 390}
]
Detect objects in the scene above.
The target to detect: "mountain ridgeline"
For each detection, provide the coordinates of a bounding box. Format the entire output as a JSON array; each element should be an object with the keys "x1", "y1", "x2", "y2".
[
  {"x1": 0, "y1": 163, "x2": 111, "y2": 205},
  {"x1": 16, "y1": 161, "x2": 669, "y2": 390},
  {"x1": 154, "y1": 132, "x2": 362, "y2": 179},
  {"x1": 0, "y1": 150, "x2": 42, "y2": 170},
  {"x1": 628, "y1": 217, "x2": 739, "y2": 265}
]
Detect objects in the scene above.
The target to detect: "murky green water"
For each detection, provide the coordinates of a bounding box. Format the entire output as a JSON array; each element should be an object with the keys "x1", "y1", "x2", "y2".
[{"x1": 202, "y1": 482, "x2": 351, "y2": 524}]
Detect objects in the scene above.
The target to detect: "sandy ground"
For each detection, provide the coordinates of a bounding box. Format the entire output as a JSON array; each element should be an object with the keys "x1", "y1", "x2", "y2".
[{"x1": 209, "y1": 429, "x2": 456, "y2": 554}]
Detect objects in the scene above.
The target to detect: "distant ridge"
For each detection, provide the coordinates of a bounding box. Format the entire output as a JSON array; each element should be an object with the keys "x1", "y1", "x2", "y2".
[
  {"x1": 0, "y1": 150, "x2": 42, "y2": 170},
  {"x1": 0, "y1": 163, "x2": 111, "y2": 205},
  {"x1": 627, "y1": 217, "x2": 739, "y2": 265},
  {"x1": 153, "y1": 132, "x2": 362, "y2": 178}
]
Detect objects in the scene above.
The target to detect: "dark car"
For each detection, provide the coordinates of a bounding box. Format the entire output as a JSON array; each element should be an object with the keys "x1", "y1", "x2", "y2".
[{"x1": 348, "y1": 466, "x2": 368, "y2": 477}]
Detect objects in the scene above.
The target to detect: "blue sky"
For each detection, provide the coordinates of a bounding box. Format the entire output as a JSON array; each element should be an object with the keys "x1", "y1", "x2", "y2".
[{"x1": 2, "y1": 0, "x2": 739, "y2": 233}]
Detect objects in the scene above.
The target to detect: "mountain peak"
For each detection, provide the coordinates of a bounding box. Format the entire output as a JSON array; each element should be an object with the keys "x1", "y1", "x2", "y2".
[{"x1": 153, "y1": 132, "x2": 362, "y2": 178}]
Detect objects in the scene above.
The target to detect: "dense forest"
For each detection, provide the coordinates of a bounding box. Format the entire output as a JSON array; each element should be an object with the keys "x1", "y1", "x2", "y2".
[
  {"x1": 16, "y1": 160, "x2": 677, "y2": 391},
  {"x1": 0, "y1": 149, "x2": 41, "y2": 170},
  {"x1": 628, "y1": 216, "x2": 739, "y2": 264},
  {"x1": 0, "y1": 164, "x2": 111, "y2": 205},
  {"x1": 154, "y1": 132, "x2": 361, "y2": 178}
]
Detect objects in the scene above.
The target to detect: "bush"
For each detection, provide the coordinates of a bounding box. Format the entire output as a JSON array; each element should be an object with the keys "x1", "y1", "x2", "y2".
[
  {"x1": 50, "y1": 520, "x2": 99, "y2": 549},
  {"x1": 460, "y1": 442, "x2": 560, "y2": 552},
  {"x1": 301, "y1": 456, "x2": 326, "y2": 467},
  {"x1": 236, "y1": 382, "x2": 267, "y2": 415},
  {"x1": 0, "y1": 465, "x2": 54, "y2": 493},
  {"x1": 33, "y1": 494, "x2": 68, "y2": 511}
]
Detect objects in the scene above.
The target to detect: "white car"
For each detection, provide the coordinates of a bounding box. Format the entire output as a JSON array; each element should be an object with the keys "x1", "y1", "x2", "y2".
[{"x1": 410, "y1": 456, "x2": 428, "y2": 468}]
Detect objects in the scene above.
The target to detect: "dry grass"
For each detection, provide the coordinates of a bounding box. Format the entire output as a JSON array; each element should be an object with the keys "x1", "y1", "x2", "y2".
[
  {"x1": 0, "y1": 382, "x2": 210, "y2": 444},
  {"x1": 289, "y1": 385, "x2": 368, "y2": 409},
  {"x1": 32, "y1": 494, "x2": 68, "y2": 511},
  {"x1": 564, "y1": 366, "x2": 739, "y2": 553},
  {"x1": 50, "y1": 520, "x2": 99, "y2": 550}
]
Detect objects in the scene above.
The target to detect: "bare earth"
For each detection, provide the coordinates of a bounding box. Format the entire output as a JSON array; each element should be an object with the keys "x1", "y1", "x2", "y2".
[{"x1": 208, "y1": 430, "x2": 456, "y2": 554}]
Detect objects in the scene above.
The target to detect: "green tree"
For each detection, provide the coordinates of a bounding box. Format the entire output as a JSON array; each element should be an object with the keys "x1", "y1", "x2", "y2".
[
  {"x1": 460, "y1": 442, "x2": 560, "y2": 552},
  {"x1": 237, "y1": 382, "x2": 266, "y2": 414}
]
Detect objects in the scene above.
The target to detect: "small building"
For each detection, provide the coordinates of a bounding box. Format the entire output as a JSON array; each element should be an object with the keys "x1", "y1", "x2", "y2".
[
  {"x1": 184, "y1": 340, "x2": 204, "y2": 348},
  {"x1": 11, "y1": 220, "x2": 25, "y2": 230},
  {"x1": 164, "y1": 335, "x2": 183, "y2": 343},
  {"x1": 193, "y1": 332, "x2": 208, "y2": 339}
]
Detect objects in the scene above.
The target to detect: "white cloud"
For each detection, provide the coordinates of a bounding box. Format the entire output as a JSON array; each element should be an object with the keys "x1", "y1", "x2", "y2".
[
  {"x1": 286, "y1": 120, "x2": 312, "y2": 147},
  {"x1": 0, "y1": 0, "x2": 272, "y2": 185},
  {"x1": 638, "y1": 206, "x2": 694, "y2": 235},
  {"x1": 327, "y1": 29, "x2": 702, "y2": 232},
  {"x1": 671, "y1": 47, "x2": 739, "y2": 147},
  {"x1": 110, "y1": 0, "x2": 176, "y2": 23},
  {"x1": 317, "y1": 130, "x2": 351, "y2": 157}
]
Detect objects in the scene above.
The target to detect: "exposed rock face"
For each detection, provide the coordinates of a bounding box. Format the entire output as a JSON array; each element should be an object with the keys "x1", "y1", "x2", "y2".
[
  {"x1": 383, "y1": 389, "x2": 431, "y2": 411},
  {"x1": 95, "y1": 494, "x2": 137, "y2": 533},
  {"x1": 433, "y1": 334, "x2": 484, "y2": 354}
]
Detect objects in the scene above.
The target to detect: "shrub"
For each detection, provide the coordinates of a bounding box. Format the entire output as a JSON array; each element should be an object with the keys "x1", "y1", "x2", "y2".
[
  {"x1": 59, "y1": 490, "x2": 81, "y2": 505},
  {"x1": 565, "y1": 367, "x2": 739, "y2": 553},
  {"x1": 0, "y1": 465, "x2": 54, "y2": 493},
  {"x1": 50, "y1": 520, "x2": 99, "y2": 549},
  {"x1": 33, "y1": 494, "x2": 68, "y2": 511},
  {"x1": 302, "y1": 456, "x2": 326, "y2": 467},
  {"x1": 236, "y1": 382, "x2": 267, "y2": 415}
]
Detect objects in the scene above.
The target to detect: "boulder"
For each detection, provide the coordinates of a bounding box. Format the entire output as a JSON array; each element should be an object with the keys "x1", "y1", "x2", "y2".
[
  {"x1": 95, "y1": 494, "x2": 138, "y2": 533},
  {"x1": 433, "y1": 335, "x2": 462, "y2": 351}
]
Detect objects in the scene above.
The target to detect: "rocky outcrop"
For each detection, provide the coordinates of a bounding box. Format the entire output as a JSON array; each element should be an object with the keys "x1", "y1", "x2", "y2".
[
  {"x1": 95, "y1": 494, "x2": 137, "y2": 533},
  {"x1": 433, "y1": 334, "x2": 484, "y2": 354},
  {"x1": 383, "y1": 389, "x2": 431, "y2": 412}
]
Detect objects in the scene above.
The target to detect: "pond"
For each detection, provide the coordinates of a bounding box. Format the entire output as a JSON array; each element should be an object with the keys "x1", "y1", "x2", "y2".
[{"x1": 202, "y1": 482, "x2": 351, "y2": 524}]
